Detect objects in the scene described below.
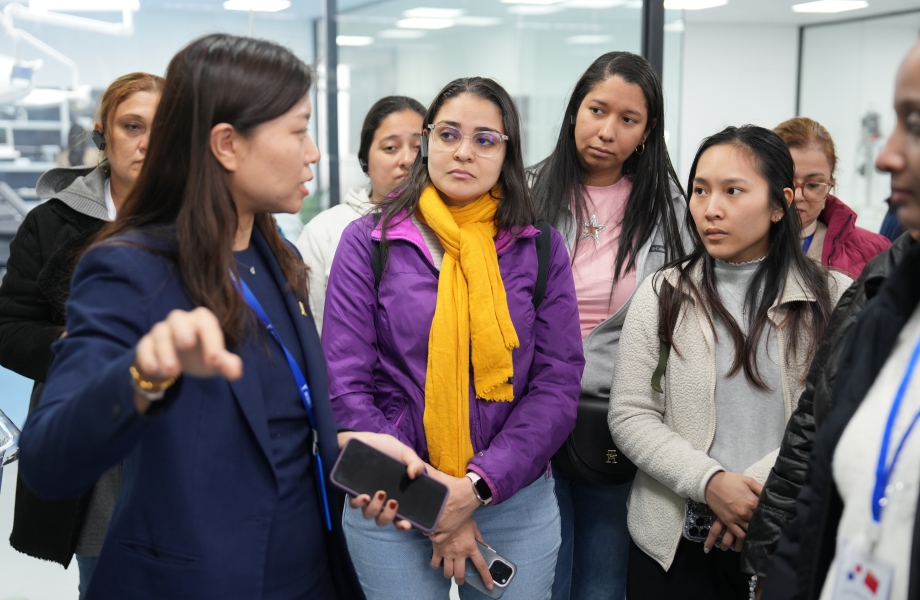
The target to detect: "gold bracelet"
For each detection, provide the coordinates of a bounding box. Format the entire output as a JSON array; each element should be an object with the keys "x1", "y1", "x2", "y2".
[{"x1": 129, "y1": 365, "x2": 178, "y2": 392}]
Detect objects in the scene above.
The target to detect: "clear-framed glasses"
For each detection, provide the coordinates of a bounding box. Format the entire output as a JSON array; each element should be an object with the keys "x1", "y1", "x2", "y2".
[
  {"x1": 793, "y1": 181, "x2": 832, "y2": 202},
  {"x1": 427, "y1": 123, "x2": 509, "y2": 158}
]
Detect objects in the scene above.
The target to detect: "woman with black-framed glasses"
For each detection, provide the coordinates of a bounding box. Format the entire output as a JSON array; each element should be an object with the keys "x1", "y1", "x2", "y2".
[{"x1": 774, "y1": 117, "x2": 890, "y2": 278}]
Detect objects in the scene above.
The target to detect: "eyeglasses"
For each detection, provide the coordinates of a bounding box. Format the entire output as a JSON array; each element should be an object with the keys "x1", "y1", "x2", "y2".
[
  {"x1": 792, "y1": 181, "x2": 832, "y2": 202},
  {"x1": 426, "y1": 123, "x2": 509, "y2": 158}
]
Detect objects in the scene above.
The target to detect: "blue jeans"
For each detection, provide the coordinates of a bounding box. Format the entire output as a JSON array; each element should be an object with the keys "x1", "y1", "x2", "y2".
[
  {"x1": 551, "y1": 466, "x2": 631, "y2": 600},
  {"x1": 76, "y1": 555, "x2": 99, "y2": 600},
  {"x1": 344, "y1": 472, "x2": 561, "y2": 599}
]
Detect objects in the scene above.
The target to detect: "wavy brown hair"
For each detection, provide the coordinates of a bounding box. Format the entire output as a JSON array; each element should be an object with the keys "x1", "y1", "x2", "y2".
[{"x1": 94, "y1": 34, "x2": 311, "y2": 347}]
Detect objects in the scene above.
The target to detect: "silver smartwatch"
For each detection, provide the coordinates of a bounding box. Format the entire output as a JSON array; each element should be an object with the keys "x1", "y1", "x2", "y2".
[{"x1": 465, "y1": 472, "x2": 493, "y2": 505}]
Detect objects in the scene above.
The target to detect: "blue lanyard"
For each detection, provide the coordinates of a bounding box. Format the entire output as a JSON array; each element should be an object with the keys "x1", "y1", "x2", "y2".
[
  {"x1": 872, "y1": 333, "x2": 920, "y2": 523},
  {"x1": 802, "y1": 233, "x2": 816, "y2": 254},
  {"x1": 235, "y1": 276, "x2": 333, "y2": 531}
]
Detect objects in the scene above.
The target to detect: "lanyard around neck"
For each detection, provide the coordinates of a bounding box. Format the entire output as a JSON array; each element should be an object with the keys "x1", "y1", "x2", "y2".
[
  {"x1": 234, "y1": 275, "x2": 332, "y2": 531},
  {"x1": 872, "y1": 333, "x2": 920, "y2": 524},
  {"x1": 802, "y1": 232, "x2": 816, "y2": 255}
]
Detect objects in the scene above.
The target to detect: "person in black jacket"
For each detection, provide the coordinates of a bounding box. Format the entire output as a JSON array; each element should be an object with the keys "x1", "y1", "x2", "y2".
[
  {"x1": 762, "y1": 37, "x2": 920, "y2": 600},
  {"x1": 0, "y1": 71, "x2": 162, "y2": 597},
  {"x1": 741, "y1": 230, "x2": 914, "y2": 586}
]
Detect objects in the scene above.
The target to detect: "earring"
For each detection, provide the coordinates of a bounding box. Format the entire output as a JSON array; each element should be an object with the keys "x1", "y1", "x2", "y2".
[
  {"x1": 635, "y1": 143, "x2": 645, "y2": 156},
  {"x1": 570, "y1": 114, "x2": 575, "y2": 126}
]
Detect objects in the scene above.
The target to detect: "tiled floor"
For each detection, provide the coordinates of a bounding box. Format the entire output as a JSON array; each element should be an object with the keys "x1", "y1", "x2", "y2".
[{"x1": 1, "y1": 463, "x2": 80, "y2": 600}]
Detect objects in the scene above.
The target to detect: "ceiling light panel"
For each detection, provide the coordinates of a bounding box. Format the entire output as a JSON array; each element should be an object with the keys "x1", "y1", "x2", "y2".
[
  {"x1": 403, "y1": 7, "x2": 465, "y2": 18},
  {"x1": 501, "y1": 0, "x2": 565, "y2": 4},
  {"x1": 30, "y1": 0, "x2": 140, "y2": 9},
  {"x1": 378, "y1": 29, "x2": 426, "y2": 38},
  {"x1": 792, "y1": 1, "x2": 868, "y2": 13},
  {"x1": 662, "y1": 0, "x2": 727, "y2": 9},
  {"x1": 566, "y1": 0, "x2": 627, "y2": 7},
  {"x1": 223, "y1": 0, "x2": 291, "y2": 11},
  {"x1": 336, "y1": 35, "x2": 374, "y2": 46},
  {"x1": 566, "y1": 34, "x2": 614, "y2": 44},
  {"x1": 396, "y1": 17, "x2": 455, "y2": 29}
]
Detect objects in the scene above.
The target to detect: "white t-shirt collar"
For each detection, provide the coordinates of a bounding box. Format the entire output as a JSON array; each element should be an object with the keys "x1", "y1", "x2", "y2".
[{"x1": 103, "y1": 177, "x2": 117, "y2": 221}]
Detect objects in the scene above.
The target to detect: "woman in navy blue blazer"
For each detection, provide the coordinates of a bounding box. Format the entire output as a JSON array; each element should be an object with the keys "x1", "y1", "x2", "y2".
[{"x1": 17, "y1": 34, "x2": 424, "y2": 600}]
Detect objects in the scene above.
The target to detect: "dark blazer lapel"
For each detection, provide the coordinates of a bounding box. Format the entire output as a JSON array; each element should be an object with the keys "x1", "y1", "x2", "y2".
[
  {"x1": 227, "y1": 343, "x2": 278, "y2": 485},
  {"x1": 251, "y1": 229, "x2": 341, "y2": 466}
]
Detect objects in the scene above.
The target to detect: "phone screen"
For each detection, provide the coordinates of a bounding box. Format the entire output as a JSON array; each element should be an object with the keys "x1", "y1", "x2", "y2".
[{"x1": 330, "y1": 439, "x2": 448, "y2": 532}]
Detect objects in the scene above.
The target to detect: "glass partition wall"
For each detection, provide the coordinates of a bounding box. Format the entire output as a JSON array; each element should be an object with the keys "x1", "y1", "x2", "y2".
[{"x1": 316, "y1": 0, "x2": 685, "y2": 214}]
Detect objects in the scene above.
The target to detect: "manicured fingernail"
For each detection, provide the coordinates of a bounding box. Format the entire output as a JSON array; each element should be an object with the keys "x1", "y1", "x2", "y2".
[
  {"x1": 376, "y1": 492, "x2": 385, "y2": 501},
  {"x1": 703, "y1": 547, "x2": 710, "y2": 554},
  {"x1": 388, "y1": 500, "x2": 397, "y2": 510}
]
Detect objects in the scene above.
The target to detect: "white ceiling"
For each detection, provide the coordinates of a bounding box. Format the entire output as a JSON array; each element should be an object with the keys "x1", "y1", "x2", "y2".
[{"x1": 683, "y1": 0, "x2": 920, "y2": 25}]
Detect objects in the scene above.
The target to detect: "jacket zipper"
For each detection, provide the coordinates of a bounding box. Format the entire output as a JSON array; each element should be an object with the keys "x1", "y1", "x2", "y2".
[{"x1": 827, "y1": 214, "x2": 852, "y2": 267}]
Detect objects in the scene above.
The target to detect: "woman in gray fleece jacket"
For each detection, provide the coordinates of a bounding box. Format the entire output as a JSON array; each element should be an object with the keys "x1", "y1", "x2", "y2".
[{"x1": 609, "y1": 126, "x2": 850, "y2": 599}]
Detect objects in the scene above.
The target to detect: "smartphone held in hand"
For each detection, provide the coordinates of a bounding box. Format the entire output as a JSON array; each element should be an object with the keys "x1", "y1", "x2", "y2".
[
  {"x1": 463, "y1": 540, "x2": 517, "y2": 599},
  {"x1": 330, "y1": 438, "x2": 448, "y2": 533}
]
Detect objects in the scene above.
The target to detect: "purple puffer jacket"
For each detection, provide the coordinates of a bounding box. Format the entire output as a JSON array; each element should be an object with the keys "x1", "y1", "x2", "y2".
[{"x1": 323, "y1": 212, "x2": 584, "y2": 504}]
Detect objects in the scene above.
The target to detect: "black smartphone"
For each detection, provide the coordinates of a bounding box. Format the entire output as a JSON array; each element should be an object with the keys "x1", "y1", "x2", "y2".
[{"x1": 330, "y1": 438, "x2": 448, "y2": 533}]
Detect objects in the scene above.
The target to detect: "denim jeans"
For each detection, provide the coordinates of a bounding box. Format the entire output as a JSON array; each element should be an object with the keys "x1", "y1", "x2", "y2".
[
  {"x1": 344, "y1": 472, "x2": 561, "y2": 599},
  {"x1": 76, "y1": 555, "x2": 99, "y2": 600},
  {"x1": 551, "y1": 466, "x2": 631, "y2": 600}
]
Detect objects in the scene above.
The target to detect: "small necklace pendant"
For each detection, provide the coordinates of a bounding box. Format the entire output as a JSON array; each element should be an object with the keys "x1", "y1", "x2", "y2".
[
  {"x1": 250, "y1": 266, "x2": 256, "y2": 275},
  {"x1": 579, "y1": 214, "x2": 607, "y2": 245}
]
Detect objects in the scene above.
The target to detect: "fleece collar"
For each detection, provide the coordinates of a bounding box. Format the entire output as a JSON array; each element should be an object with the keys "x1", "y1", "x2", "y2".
[{"x1": 371, "y1": 209, "x2": 540, "y2": 266}]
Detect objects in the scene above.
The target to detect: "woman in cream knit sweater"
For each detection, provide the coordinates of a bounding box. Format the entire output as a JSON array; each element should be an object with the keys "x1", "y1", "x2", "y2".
[{"x1": 609, "y1": 126, "x2": 851, "y2": 599}]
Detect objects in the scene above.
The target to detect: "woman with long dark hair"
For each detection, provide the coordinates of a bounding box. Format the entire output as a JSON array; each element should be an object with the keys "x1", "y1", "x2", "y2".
[
  {"x1": 17, "y1": 34, "x2": 424, "y2": 600},
  {"x1": 296, "y1": 95, "x2": 425, "y2": 334},
  {"x1": 529, "y1": 51, "x2": 689, "y2": 600},
  {"x1": 323, "y1": 77, "x2": 584, "y2": 599},
  {"x1": 609, "y1": 125, "x2": 850, "y2": 599}
]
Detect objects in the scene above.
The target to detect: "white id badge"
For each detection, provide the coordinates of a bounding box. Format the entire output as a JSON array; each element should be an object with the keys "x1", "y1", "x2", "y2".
[{"x1": 831, "y1": 541, "x2": 894, "y2": 600}]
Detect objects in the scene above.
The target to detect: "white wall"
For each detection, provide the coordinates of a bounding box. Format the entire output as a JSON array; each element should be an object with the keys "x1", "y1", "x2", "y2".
[
  {"x1": 679, "y1": 23, "x2": 799, "y2": 186},
  {"x1": 799, "y1": 12, "x2": 920, "y2": 232}
]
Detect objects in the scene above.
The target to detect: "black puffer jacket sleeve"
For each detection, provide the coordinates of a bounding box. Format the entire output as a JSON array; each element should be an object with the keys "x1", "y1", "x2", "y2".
[
  {"x1": 0, "y1": 207, "x2": 65, "y2": 381},
  {"x1": 741, "y1": 237, "x2": 912, "y2": 576},
  {"x1": 741, "y1": 276, "x2": 860, "y2": 575}
]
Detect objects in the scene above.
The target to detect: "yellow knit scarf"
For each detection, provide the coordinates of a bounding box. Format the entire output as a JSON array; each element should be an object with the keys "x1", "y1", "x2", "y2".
[{"x1": 417, "y1": 183, "x2": 519, "y2": 477}]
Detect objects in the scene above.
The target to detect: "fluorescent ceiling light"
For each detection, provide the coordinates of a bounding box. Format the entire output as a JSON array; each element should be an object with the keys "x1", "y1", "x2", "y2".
[
  {"x1": 792, "y1": 0, "x2": 868, "y2": 13},
  {"x1": 29, "y1": 0, "x2": 139, "y2": 9},
  {"x1": 378, "y1": 29, "x2": 426, "y2": 38},
  {"x1": 403, "y1": 7, "x2": 465, "y2": 18},
  {"x1": 455, "y1": 16, "x2": 502, "y2": 26},
  {"x1": 506, "y1": 5, "x2": 565, "y2": 14},
  {"x1": 566, "y1": 0, "x2": 627, "y2": 7},
  {"x1": 501, "y1": 0, "x2": 565, "y2": 4},
  {"x1": 223, "y1": 0, "x2": 291, "y2": 12},
  {"x1": 336, "y1": 35, "x2": 374, "y2": 46},
  {"x1": 566, "y1": 34, "x2": 613, "y2": 44},
  {"x1": 396, "y1": 17, "x2": 455, "y2": 29},
  {"x1": 663, "y1": 0, "x2": 726, "y2": 9}
]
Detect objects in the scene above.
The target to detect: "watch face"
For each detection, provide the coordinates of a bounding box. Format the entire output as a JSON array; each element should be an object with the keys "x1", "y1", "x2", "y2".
[{"x1": 474, "y1": 477, "x2": 492, "y2": 501}]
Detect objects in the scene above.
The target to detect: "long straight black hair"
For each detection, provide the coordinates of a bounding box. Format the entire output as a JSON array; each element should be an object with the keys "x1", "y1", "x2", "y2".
[
  {"x1": 660, "y1": 125, "x2": 833, "y2": 389},
  {"x1": 531, "y1": 51, "x2": 685, "y2": 281},
  {"x1": 377, "y1": 77, "x2": 535, "y2": 261},
  {"x1": 95, "y1": 34, "x2": 312, "y2": 347}
]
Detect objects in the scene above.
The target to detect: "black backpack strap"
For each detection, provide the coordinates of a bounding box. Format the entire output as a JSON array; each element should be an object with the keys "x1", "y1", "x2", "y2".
[
  {"x1": 371, "y1": 214, "x2": 383, "y2": 293},
  {"x1": 533, "y1": 221, "x2": 551, "y2": 310}
]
